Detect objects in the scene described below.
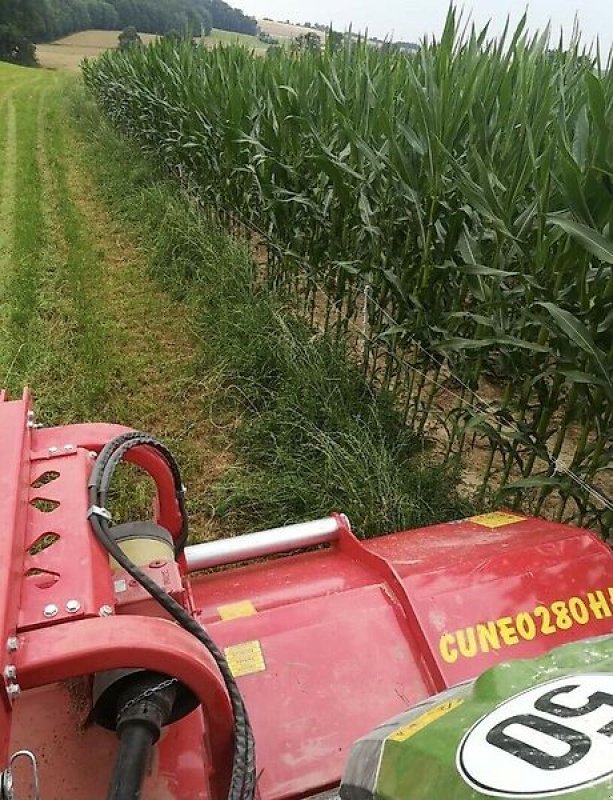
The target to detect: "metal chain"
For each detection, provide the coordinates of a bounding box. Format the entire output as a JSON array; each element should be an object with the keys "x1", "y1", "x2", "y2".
[{"x1": 116, "y1": 677, "x2": 178, "y2": 725}]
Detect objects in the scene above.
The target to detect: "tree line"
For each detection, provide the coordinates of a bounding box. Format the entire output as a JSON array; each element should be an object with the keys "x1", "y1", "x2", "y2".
[{"x1": 0, "y1": 0, "x2": 256, "y2": 58}]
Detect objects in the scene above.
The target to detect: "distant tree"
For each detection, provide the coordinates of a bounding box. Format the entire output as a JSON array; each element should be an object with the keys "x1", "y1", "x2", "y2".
[
  {"x1": 394, "y1": 40, "x2": 419, "y2": 52},
  {"x1": 292, "y1": 31, "x2": 321, "y2": 52},
  {"x1": 118, "y1": 26, "x2": 142, "y2": 49},
  {"x1": 88, "y1": 1, "x2": 120, "y2": 29},
  {"x1": 0, "y1": 23, "x2": 37, "y2": 65},
  {"x1": 0, "y1": 0, "x2": 252, "y2": 43},
  {"x1": 327, "y1": 30, "x2": 343, "y2": 51},
  {"x1": 257, "y1": 30, "x2": 278, "y2": 44},
  {"x1": 207, "y1": 0, "x2": 256, "y2": 35}
]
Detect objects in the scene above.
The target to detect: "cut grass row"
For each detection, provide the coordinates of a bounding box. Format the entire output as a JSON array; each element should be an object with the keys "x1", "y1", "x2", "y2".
[
  {"x1": 0, "y1": 65, "x2": 227, "y2": 538},
  {"x1": 0, "y1": 67, "x2": 109, "y2": 422},
  {"x1": 1, "y1": 73, "x2": 46, "y2": 389}
]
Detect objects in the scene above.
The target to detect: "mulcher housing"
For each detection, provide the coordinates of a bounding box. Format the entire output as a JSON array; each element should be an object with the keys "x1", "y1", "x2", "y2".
[{"x1": 2, "y1": 389, "x2": 613, "y2": 799}]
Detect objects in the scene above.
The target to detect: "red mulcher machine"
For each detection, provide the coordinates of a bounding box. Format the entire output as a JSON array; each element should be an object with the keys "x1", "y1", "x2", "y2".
[{"x1": 2, "y1": 388, "x2": 613, "y2": 799}]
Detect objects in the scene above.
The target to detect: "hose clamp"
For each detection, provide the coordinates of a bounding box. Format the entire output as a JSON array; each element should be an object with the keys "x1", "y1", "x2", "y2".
[{"x1": 87, "y1": 505, "x2": 113, "y2": 522}]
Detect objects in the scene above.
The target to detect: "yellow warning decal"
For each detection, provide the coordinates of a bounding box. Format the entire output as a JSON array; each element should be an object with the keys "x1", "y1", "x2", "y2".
[
  {"x1": 224, "y1": 640, "x2": 266, "y2": 678},
  {"x1": 469, "y1": 512, "x2": 526, "y2": 528},
  {"x1": 387, "y1": 698, "x2": 464, "y2": 743},
  {"x1": 218, "y1": 600, "x2": 257, "y2": 621}
]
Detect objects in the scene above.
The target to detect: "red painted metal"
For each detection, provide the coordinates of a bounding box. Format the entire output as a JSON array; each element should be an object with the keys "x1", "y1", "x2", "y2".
[
  {"x1": 15, "y1": 616, "x2": 233, "y2": 797},
  {"x1": 20, "y1": 446, "x2": 114, "y2": 632},
  {"x1": 112, "y1": 560, "x2": 186, "y2": 615},
  {"x1": 4, "y1": 390, "x2": 613, "y2": 800},
  {"x1": 192, "y1": 519, "x2": 613, "y2": 800},
  {"x1": 32, "y1": 423, "x2": 184, "y2": 538},
  {"x1": 0, "y1": 390, "x2": 31, "y2": 769},
  {"x1": 2, "y1": 393, "x2": 230, "y2": 799}
]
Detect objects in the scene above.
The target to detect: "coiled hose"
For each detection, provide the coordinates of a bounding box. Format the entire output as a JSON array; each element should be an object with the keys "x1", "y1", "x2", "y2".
[{"x1": 88, "y1": 431, "x2": 256, "y2": 800}]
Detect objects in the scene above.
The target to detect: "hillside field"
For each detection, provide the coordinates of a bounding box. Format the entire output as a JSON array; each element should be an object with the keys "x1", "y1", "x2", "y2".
[
  {"x1": 36, "y1": 27, "x2": 267, "y2": 71},
  {"x1": 257, "y1": 19, "x2": 325, "y2": 41}
]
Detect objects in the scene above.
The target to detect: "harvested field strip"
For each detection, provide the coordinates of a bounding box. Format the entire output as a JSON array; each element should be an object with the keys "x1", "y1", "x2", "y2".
[
  {"x1": 0, "y1": 67, "x2": 228, "y2": 540},
  {"x1": 39, "y1": 81, "x2": 108, "y2": 418},
  {"x1": 3, "y1": 81, "x2": 46, "y2": 382}
]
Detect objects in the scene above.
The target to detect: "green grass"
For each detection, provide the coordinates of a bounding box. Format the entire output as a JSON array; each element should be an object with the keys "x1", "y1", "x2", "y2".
[
  {"x1": 72, "y1": 87, "x2": 473, "y2": 537},
  {"x1": 42, "y1": 92, "x2": 109, "y2": 415},
  {"x1": 0, "y1": 67, "x2": 110, "y2": 421},
  {"x1": 2, "y1": 74, "x2": 46, "y2": 384},
  {"x1": 206, "y1": 29, "x2": 267, "y2": 51},
  {"x1": 0, "y1": 66, "x2": 227, "y2": 538}
]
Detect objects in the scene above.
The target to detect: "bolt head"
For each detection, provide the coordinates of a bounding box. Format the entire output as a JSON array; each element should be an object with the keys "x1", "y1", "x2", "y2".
[
  {"x1": 4, "y1": 665, "x2": 16, "y2": 681},
  {"x1": 99, "y1": 605, "x2": 113, "y2": 617},
  {"x1": 64, "y1": 444, "x2": 74, "y2": 451},
  {"x1": 65, "y1": 600, "x2": 81, "y2": 613},
  {"x1": 6, "y1": 637, "x2": 18, "y2": 653},
  {"x1": 6, "y1": 683, "x2": 20, "y2": 700},
  {"x1": 43, "y1": 604, "x2": 58, "y2": 618},
  {"x1": 48, "y1": 446, "x2": 58, "y2": 454}
]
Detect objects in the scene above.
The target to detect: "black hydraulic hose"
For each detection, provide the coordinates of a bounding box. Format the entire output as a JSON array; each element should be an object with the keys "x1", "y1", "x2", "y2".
[
  {"x1": 107, "y1": 723, "x2": 155, "y2": 800},
  {"x1": 88, "y1": 431, "x2": 189, "y2": 556},
  {"x1": 88, "y1": 433, "x2": 256, "y2": 800}
]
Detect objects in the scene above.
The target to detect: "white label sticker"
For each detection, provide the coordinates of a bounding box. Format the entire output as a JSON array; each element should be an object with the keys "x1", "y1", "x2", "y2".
[{"x1": 457, "y1": 674, "x2": 613, "y2": 797}]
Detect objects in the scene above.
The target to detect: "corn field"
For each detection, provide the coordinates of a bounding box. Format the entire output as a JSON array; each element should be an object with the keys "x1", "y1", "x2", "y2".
[{"x1": 83, "y1": 8, "x2": 613, "y2": 535}]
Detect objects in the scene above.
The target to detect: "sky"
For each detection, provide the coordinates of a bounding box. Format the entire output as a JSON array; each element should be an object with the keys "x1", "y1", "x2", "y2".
[{"x1": 235, "y1": 0, "x2": 613, "y2": 50}]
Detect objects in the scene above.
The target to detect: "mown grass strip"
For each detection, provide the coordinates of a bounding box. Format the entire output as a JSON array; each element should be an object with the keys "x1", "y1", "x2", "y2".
[
  {"x1": 39, "y1": 78, "x2": 109, "y2": 418},
  {"x1": 1, "y1": 70, "x2": 108, "y2": 421},
  {"x1": 1, "y1": 81, "x2": 46, "y2": 387},
  {"x1": 0, "y1": 95, "x2": 17, "y2": 386},
  {"x1": 72, "y1": 88, "x2": 472, "y2": 538},
  {"x1": 0, "y1": 97, "x2": 16, "y2": 250}
]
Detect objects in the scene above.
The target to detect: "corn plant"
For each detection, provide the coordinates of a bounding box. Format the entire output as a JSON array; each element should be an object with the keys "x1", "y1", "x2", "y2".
[{"x1": 83, "y1": 7, "x2": 613, "y2": 535}]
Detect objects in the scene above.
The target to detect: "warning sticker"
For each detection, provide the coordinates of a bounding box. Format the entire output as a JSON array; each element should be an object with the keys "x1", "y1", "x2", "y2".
[
  {"x1": 469, "y1": 512, "x2": 526, "y2": 529},
  {"x1": 218, "y1": 600, "x2": 257, "y2": 621},
  {"x1": 457, "y1": 674, "x2": 613, "y2": 797},
  {"x1": 224, "y1": 640, "x2": 266, "y2": 678},
  {"x1": 388, "y1": 698, "x2": 464, "y2": 743}
]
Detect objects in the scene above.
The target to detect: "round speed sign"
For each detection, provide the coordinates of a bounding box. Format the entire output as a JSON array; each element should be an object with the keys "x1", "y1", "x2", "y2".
[{"x1": 457, "y1": 674, "x2": 613, "y2": 797}]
